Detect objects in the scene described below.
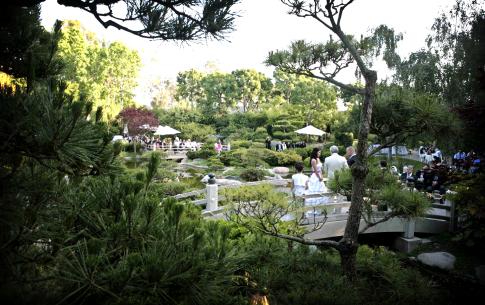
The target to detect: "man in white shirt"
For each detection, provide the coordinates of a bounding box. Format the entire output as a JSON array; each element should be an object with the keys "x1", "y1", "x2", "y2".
[{"x1": 324, "y1": 145, "x2": 349, "y2": 179}]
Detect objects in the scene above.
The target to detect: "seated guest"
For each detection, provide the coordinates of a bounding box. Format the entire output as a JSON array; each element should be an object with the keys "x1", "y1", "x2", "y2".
[
  {"x1": 427, "y1": 175, "x2": 446, "y2": 195},
  {"x1": 470, "y1": 157, "x2": 481, "y2": 174},
  {"x1": 346, "y1": 146, "x2": 357, "y2": 167},
  {"x1": 379, "y1": 160, "x2": 388, "y2": 171},
  {"x1": 416, "y1": 165, "x2": 434, "y2": 191},
  {"x1": 400, "y1": 165, "x2": 415, "y2": 185},
  {"x1": 400, "y1": 166, "x2": 408, "y2": 182},
  {"x1": 390, "y1": 166, "x2": 400, "y2": 177}
]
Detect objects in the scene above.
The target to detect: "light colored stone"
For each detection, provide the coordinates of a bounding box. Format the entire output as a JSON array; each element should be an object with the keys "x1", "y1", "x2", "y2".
[
  {"x1": 417, "y1": 252, "x2": 456, "y2": 270},
  {"x1": 403, "y1": 219, "x2": 416, "y2": 238},
  {"x1": 394, "y1": 237, "x2": 422, "y2": 253},
  {"x1": 206, "y1": 184, "x2": 218, "y2": 211},
  {"x1": 272, "y1": 167, "x2": 290, "y2": 174}
]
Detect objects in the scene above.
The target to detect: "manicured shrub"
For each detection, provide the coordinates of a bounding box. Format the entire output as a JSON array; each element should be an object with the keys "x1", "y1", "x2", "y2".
[
  {"x1": 220, "y1": 148, "x2": 269, "y2": 167},
  {"x1": 252, "y1": 127, "x2": 269, "y2": 141},
  {"x1": 271, "y1": 130, "x2": 288, "y2": 140},
  {"x1": 273, "y1": 150, "x2": 302, "y2": 166},
  {"x1": 207, "y1": 156, "x2": 225, "y2": 171},
  {"x1": 153, "y1": 181, "x2": 187, "y2": 196},
  {"x1": 251, "y1": 142, "x2": 266, "y2": 149},
  {"x1": 175, "y1": 122, "x2": 216, "y2": 142},
  {"x1": 240, "y1": 168, "x2": 267, "y2": 181},
  {"x1": 186, "y1": 148, "x2": 215, "y2": 160},
  {"x1": 230, "y1": 140, "x2": 252, "y2": 149},
  {"x1": 334, "y1": 132, "x2": 354, "y2": 148},
  {"x1": 293, "y1": 147, "x2": 313, "y2": 159}
]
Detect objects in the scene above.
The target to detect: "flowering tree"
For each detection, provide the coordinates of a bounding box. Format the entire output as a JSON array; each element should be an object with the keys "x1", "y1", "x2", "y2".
[{"x1": 118, "y1": 107, "x2": 159, "y2": 136}]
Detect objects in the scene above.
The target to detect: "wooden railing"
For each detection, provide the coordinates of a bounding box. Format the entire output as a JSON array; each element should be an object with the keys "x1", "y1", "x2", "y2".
[{"x1": 172, "y1": 180, "x2": 456, "y2": 240}]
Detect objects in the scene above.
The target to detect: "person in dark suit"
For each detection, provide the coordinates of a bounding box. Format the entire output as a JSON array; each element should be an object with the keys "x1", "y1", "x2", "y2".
[
  {"x1": 265, "y1": 137, "x2": 271, "y2": 149},
  {"x1": 346, "y1": 146, "x2": 357, "y2": 167},
  {"x1": 415, "y1": 165, "x2": 434, "y2": 190}
]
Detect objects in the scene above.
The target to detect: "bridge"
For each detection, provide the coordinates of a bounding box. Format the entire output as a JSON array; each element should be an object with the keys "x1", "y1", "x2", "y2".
[
  {"x1": 147, "y1": 146, "x2": 193, "y2": 162},
  {"x1": 148, "y1": 144, "x2": 230, "y2": 162},
  {"x1": 173, "y1": 178, "x2": 455, "y2": 250}
]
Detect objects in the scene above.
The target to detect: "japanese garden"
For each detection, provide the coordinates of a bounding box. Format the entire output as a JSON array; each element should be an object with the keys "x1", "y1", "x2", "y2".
[{"x1": 1, "y1": 1, "x2": 485, "y2": 304}]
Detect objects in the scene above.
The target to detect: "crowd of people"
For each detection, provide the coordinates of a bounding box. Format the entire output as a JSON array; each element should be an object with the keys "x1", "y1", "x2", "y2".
[
  {"x1": 265, "y1": 137, "x2": 307, "y2": 151},
  {"x1": 452, "y1": 149, "x2": 481, "y2": 174},
  {"x1": 397, "y1": 163, "x2": 449, "y2": 195},
  {"x1": 391, "y1": 150, "x2": 482, "y2": 197},
  {"x1": 291, "y1": 145, "x2": 483, "y2": 211},
  {"x1": 124, "y1": 135, "x2": 201, "y2": 152},
  {"x1": 418, "y1": 145, "x2": 443, "y2": 164}
]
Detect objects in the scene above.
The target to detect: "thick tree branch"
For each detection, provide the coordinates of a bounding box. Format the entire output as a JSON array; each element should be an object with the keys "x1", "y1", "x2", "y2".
[
  {"x1": 359, "y1": 212, "x2": 400, "y2": 234},
  {"x1": 297, "y1": 71, "x2": 364, "y2": 94},
  {"x1": 264, "y1": 231, "x2": 340, "y2": 248}
]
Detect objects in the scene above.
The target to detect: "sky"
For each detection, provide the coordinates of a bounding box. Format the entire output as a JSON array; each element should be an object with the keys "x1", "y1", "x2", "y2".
[{"x1": 40, "y1": 0, "x2": 456, "y2": 106}]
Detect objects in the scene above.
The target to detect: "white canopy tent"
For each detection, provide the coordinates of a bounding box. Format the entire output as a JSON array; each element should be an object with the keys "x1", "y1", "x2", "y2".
[
  {"x1": 294, "y1": 125, "x2": 325, "y2": 136},
  {"x1": 154, "y1": 125, "x2": 181, "y2": 136}
]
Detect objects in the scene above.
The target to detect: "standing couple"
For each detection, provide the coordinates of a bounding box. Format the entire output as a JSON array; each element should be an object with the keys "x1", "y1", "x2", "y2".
[{"x1": 297, "y1": 146, "x2": 349, "y2": 206}]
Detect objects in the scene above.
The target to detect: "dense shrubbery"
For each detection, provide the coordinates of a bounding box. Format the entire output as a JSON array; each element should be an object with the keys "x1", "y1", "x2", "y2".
[
  {"x1": 187, "y1": 147, "x2": 216, "y2": 159},
  {"x1": 230, "y1": 140, "x2": 252, "y2": 149},
  {"x1": 252, "y1": 126, "x2": 269, "y2": 141},
  {"x1": 450, "y1": 174, "x2": 485, "y2": 249},
  {"x1": 175, "y1": 122, "x2": 216, "y2": 142},
  {"x1": 240, "y1": 168, "x2": 268, "y2": 181},
  {"x1": 220, "y1": 148, "x2": 302, "y2": 167},
  {"x1": 293, "y1": 147, "x2": 313, "y2": 160},
  {"x1": 232, "y1": 232, "x2": 445, "y2": 305},
  {"x1": 122, "y1": 142, "x2": 143, "y2": 152},
  {"x1": 334, "y1": 131, "x2": 354, "y2": 147},
  {"x1": 220, "y1": 148, "x2": 269, "y2": 167},
  {"x1": 207, "y1": 156, "x2": 225, "y2": 171},
  {"x1": 153, "y1": 181, "x2": 187, "y2": 196},
  {"x1": 272, "y1": 150, "x2": 302, "y2": 166}
]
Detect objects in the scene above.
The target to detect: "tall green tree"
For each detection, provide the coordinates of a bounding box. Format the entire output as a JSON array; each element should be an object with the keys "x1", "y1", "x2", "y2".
[
  {"x1": 266, "y1": 0, "x2": 402, "y2": 280},
  {"x1": 176, "y1": 69, "x2": 206, "y2": 109},
  {"x1": 56, "y1": 20, "x2": 141, "y2": 121},
  {"x1": 199, "y1": 71, "x2": 235, "y2": 117},
  {"x1": 0, "y1": 5, "x2": 61, "y2": 90},
  {"x1": 230, "y1": 69, "x2": 273, "y2": 112},
  {"x1": 395, "y1": 0, "x2": 485, "y2": 151},
  {"x1": 274, "y1": 69, "x2": 338, "y2": 127},
  {"x1": 150, "y1": 78, "x2": 177, "y2": 109}
]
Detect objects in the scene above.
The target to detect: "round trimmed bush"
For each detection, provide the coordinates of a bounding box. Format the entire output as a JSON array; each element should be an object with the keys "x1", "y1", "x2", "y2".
[
  {"x1": 186, "y1": 148, "x2": 216, "y2": 160},
  {"x1": 240, "y1": 168, "x2": 267, "y2": 181},
  {"x1": 153, "y1": 182, "x2": 186, "y2": 197}
]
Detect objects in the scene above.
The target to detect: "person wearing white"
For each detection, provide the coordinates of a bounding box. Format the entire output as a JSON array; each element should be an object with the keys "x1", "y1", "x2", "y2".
[
  {"x1": 432, "y1": 148, "x2": 442, "y2": 162},
  {"x1": 305, "y1": 148, "x2": 327, "y2": 211},
  {"x1": 425, "y1": 148, "x2": 434, "y2": 164},
  {"x1": 291, "y1": 162, "x2": 309, "y2": 197},
  {"x1": 324, "y1": 145, "x2": 349, "y2": 179}
]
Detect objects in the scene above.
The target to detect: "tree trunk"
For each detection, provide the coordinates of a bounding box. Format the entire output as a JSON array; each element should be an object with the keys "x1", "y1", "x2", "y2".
[
  {"x1": 340, "y1": 70, "x2": 377, "y2": 281},
  {"x1": 339, "y1": 241, "x2": 358, "y2": 282}
]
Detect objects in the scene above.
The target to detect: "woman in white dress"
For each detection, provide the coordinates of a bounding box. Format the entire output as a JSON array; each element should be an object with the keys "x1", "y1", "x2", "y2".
[
  {"x1": 305, "y1": 148, "x2": 327, "y2": 208},
  {"x1": 425, "y1": 148, "x2": 434, "y2": 165}
]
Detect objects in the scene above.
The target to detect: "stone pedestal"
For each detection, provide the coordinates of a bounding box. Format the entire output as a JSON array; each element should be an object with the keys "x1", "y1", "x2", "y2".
[
  {"x1": 206, "y1": 184, "x2": 218, "y2": 211},
  {"x1": 403, "y1": 219, "x2": 416, "y2": 238},
  {"x1": 394, "y1": 236, "x2": 422, "y2": 253}
]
